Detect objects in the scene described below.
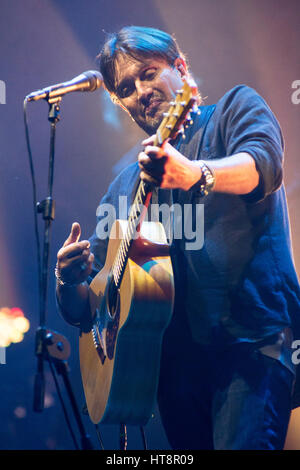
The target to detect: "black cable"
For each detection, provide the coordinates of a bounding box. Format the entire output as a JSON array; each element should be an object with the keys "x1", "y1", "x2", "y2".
[
  {"x1": 23, "y1": 99, "x2": 42, "y2": 310},
  {"x1": 140, "y1": 426, "x2": 148, "y2": 450},
  {"x1": 94, "y1": 423, "x2": 105, "y2": 450},
  {"x1": 48, "y1": 358, "x2": 79, "y2": 450}
]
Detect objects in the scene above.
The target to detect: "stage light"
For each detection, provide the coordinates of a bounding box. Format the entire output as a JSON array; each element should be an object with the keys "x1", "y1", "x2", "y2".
[
  {"x1": 0, "y1": 307, "x2": 30, "y2": 348},
  {"x1": 13, "y1": 316, "x2": 30, "y2": 334}
]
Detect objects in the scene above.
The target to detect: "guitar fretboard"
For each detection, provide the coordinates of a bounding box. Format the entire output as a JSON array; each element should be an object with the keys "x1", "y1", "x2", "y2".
[{"x1": 111, "y1": 179, "x2": 152, "y2": 289}]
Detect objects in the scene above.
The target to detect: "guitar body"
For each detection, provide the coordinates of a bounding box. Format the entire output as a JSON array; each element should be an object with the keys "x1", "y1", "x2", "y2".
[{"x1": 79, "y1": 219, "x2": 174, "y2": 425}]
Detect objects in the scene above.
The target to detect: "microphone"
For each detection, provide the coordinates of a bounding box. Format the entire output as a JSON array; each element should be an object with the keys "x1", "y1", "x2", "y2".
[{"x1": 25, "y1": 70, "x2": 103, "y2": 102}]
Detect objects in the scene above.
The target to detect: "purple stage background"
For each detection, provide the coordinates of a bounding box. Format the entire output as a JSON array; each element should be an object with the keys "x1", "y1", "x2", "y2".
[{"x1": 0, "y1": 0, "x2": 299, "y2": 450}]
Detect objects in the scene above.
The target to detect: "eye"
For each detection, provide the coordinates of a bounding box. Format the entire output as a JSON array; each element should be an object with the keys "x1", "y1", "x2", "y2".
[
  {"x1": 142, "y1": 68, "x2": 157, "y2": 81},
  {"x1": 119, "y1": 83, "x2": 134, "y2": 99}
]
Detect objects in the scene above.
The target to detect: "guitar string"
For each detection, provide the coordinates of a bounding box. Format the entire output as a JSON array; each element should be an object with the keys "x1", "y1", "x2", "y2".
[{"x1": 112, "y1": 179, "x2": 148, "y2": 288}]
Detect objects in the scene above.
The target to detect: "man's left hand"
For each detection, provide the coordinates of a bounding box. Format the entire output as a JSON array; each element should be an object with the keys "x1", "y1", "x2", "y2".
[{"x1": 138, "y1": 135, "x2": 201, "y2": 190}]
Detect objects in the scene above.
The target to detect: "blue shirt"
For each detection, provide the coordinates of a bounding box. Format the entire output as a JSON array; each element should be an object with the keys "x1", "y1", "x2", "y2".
[{"x1": 89, "y1": 85, "x2": 300, "y2": 349}]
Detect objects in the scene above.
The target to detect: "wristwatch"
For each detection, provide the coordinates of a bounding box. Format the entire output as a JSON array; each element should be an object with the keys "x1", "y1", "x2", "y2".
[{"x1": 192, "y1": 160, "x2": 216, "y2": 196}]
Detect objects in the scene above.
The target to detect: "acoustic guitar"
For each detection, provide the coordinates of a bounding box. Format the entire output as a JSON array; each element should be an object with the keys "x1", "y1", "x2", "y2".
[{"x1": 79, "y1": 78, "x2": 198, "y2": 425}]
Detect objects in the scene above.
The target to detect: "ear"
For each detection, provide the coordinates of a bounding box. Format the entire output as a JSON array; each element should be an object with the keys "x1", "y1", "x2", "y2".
[
  {"x1": 116, "y1": 99, "x2": 136, "y2": 122},
  {"x1": 174, "y1": 56, "x2": 188, "y2": 79},
  {"x1": 111, "y1": 93, "x2": 133, "y2": 117}
]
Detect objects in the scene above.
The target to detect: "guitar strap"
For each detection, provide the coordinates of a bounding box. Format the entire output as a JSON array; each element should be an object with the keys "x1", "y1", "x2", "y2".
[{"x1": 175, "y1": 103, "x2": 216, "y2": 163}]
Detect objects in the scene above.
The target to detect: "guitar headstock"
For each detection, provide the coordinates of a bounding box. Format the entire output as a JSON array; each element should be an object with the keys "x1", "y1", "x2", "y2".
[{"x1": 155, "y1": 76, "x2": 198, "y2": 146}]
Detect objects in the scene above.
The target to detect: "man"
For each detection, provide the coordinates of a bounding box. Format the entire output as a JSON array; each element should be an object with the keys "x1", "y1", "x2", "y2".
[{"x1": 56, "y1": 26, "x2": 300, "y2": 449}]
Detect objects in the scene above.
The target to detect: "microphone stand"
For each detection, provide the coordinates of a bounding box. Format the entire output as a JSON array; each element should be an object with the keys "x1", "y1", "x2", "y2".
[{"x1": 32, "y1": 97, "x2": 93, "y2": 450}]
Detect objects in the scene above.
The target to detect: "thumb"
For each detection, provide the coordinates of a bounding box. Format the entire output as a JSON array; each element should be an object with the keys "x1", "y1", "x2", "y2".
[
  {"x1": 142, "y1": 134, "x2": 156, "y2": 146},
  {"x1": 63, "y1": 222, "x2": 81, "y2": 247}
]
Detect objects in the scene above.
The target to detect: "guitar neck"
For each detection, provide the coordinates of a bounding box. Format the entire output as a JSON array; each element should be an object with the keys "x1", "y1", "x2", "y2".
[{"x1": 111, "y1": 179, "x2": 153, "y2": 289}]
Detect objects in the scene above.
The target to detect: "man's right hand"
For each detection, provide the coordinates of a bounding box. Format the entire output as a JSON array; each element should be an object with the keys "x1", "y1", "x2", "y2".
[{"x1": 56, "y1": 222, "x2": 94, "y2": 286}]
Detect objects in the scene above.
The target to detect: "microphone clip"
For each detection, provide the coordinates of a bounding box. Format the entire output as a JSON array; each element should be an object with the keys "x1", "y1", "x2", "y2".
[
  {"x1": 47, "y1": 94, "x2": 62, "y2": 106},
  {"x1": 48, "y1": 98, "x2": 61, "y2": 122}
]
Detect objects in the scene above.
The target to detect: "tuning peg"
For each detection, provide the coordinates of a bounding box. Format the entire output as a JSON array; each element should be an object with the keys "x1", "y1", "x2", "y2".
[
  {"x1": 178, "y1": 127, "x2": 186, "y2": 139},
  {"x1": 184, "y1": 120, "x2": 193, "y2": 128},
  {"x1": 186, "y1": 115, "x2": 194, "y2": 126},
  {"x1": 192, "y1": 103, "x2": 201, "y2": 115}
]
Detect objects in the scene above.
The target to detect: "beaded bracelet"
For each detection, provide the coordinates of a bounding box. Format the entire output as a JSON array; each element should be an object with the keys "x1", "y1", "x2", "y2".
[
  {"x1": 191, "y1": 160, "x2": 216, "y2": 197},
  {"x1": 55, "y1": 264, "x2": 80, "y2": 287}
]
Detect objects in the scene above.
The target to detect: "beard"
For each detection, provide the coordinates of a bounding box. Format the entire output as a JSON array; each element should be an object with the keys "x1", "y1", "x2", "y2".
[
  {"x1": 138, "y1": 114, "x2": 163, "y2": 135},
  {"x1": 134, "y1": 95, "x2": 169, "y2": 135}
]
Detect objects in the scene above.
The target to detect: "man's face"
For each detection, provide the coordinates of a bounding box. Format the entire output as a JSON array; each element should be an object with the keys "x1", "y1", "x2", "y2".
[{"x1": 113, "y1": 54, "x2": 186, "y2": 135}]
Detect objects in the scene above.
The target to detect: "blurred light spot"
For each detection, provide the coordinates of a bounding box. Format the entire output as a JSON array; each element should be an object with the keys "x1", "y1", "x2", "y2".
[
  {"x1": 14, "y1": 406, "x2": 27, "y2": 419},
  {"x1": 13, "y1": 316, "x2": 30, "y2": 334},
  {"x1": 0, "y1": 307, "x2": 30, "y2": 347},
  {"x1": 44, "y1": 392, "x2": 55, "y2": 408},
  {"x1": 100, "y1": 90, "x2": 121, "y2": 129},
  {"x1": 46, "y1": 437, "x2": 57, "y2": 449}
]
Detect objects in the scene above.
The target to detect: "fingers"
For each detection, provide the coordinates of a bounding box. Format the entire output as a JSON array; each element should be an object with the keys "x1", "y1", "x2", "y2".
[
  {"x1": 142, "y1": 134, "x2": 156, "y2": 146},
  {"x1": 138, "y1": 151, "x2": 161, "y2": 169},
  {"x1": 59, "y1": 246, "x2": 90, "y2": 265},
  {"x1": 57, "y1": 222, "x2": 94, "y2": 285},
  {"x1": 56, "y1": 247, "x2": 94, "y2": 285},
  {"x1": 65, "y1": 250, "x2": 94, "y2": 277},
  {"x1": 79, "y1": 252, "x2": 95, "y2": 280},
  {"x1": 138, "y1": 139, "x2": 167, "y2": 185},
  {"x1": 59, "y1": 240, "x2": 90, "y2": 260},
  {"x1": 140, "y1": 138, "x2": 192, "y2": 190},
  {"x1": 141, "y1": 145, "x2": 166, "y2": 160},
  {"x1": 139, "y1": 170, "x2": 162, "y2": 187},
  {"x1": 138, "y1": 150, "x2": 165, "y2": 186},
  {"x1": 63, "y1": 222, "x2": 81, "y2": 247},
  {"x1": 57, "y1": 241, "x2": 91, "y2": 269}
]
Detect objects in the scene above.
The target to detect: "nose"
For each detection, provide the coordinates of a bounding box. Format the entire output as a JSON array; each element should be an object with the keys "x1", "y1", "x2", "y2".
[{"x1": 135, "y1": 80, "x2": 152, "y2": 104}]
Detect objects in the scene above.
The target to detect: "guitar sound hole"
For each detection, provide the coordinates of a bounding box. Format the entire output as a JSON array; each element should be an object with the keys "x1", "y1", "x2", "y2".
[
  {"x1": 105, "y1": 274, "x2": 120, "y2": 360},
  {"x1": 106, "y1": 275, "x2": 120, "y2": 320}
]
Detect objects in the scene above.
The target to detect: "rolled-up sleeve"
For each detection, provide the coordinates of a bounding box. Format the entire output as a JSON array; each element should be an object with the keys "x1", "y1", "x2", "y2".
[{"x1": 217, "y1": 85, "x2": 284, "y2": 202}]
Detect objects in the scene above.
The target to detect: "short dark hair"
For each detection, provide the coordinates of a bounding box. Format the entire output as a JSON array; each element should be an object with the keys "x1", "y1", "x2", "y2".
[{"x1": 97, "y1": 26, "x2": 185, "y2": 97}]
